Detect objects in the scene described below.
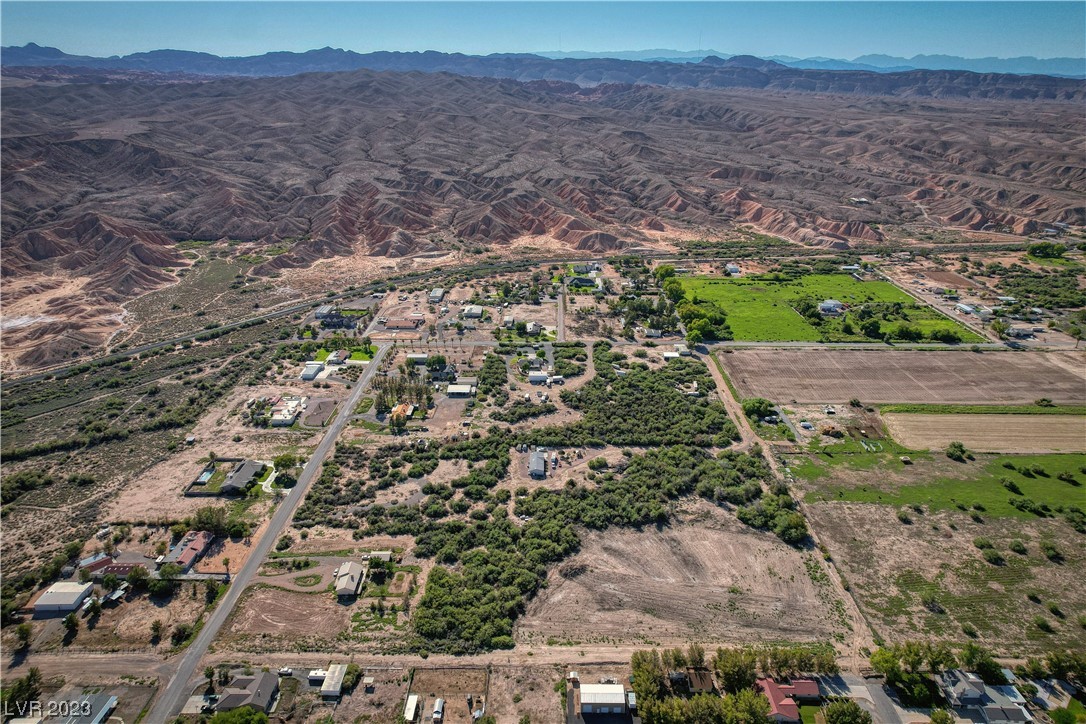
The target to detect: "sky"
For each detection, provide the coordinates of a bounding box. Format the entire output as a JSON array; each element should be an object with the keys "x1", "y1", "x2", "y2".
[{"x1": 2, "y1": 2, "x2": 1084, "y2": 61}]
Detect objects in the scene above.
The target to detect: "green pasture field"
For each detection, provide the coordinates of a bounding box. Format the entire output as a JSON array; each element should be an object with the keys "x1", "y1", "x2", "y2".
[
  {"x1": 803, "y1": 452, "x2": 1086, "y2": 518},
  {"x1": 679, "y1": 274, "x2": 982, "y2": 343}
]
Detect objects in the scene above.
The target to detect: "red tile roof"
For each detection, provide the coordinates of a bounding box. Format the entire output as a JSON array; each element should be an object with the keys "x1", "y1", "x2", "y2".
[{"x1": 758, "y1": 678, "x2": 818, "y2": 722}]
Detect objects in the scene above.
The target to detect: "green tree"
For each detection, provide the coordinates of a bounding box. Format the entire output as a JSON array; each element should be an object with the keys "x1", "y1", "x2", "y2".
[
  {"x1": 713, "y1": 647, "x2": 758, "y2": 694},
  {"x1": 930, "y1": 709, "x2": 954, "y2": 724},
  {"x1": 62, "y1": 612, "x2": 80, "y2": 634},
  {"x1": 990, "y1": 319, "x2": 1010, "y2": 339},
  {"x1": 824, "y1": 699, "x2": 873, "y2": 724},
  {"x1": 151, "y1": 619, "x2": 164, "y2": 641},
  {"x1": 15, "y1": 622, "x2": 32, "y2": 649},
  {"x1": 205, "y1": 665, "x2": 216, "y2": 690}
]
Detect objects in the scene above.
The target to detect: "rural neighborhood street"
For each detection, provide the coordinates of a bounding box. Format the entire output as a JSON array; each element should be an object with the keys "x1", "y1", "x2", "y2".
[{"x1": 146, "y1": 343, "x2": 390, "y2": 722}]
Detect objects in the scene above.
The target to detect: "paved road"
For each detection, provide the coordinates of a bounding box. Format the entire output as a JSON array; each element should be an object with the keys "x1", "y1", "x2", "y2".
[{"x1": 146, "y1": 343, "x2": 390, "y2": 722}]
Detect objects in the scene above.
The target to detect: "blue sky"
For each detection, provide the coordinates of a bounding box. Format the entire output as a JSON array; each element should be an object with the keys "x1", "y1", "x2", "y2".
[{"x1": 3, "y1": 2, "x2": 1084, "y2": 60}]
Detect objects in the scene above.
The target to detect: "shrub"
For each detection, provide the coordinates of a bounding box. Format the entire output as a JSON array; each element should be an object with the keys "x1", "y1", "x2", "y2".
[
  {"x1": 945, "y1": 441, "x2": 969, "y2": 462},
  {"x1": 973, "y1": 537, "x2": 993, "y2": 550},
  {"x1": 1009, "y1": 540, "x2": 1027, "y2": 555},
  {"x1": 981, "y1": 549, "x2": 1004, "y2": 566},
  {"x1": 961, "y1": 623, "x2": 978, "y2": 638},
  {"x1": 1041, "y1": 542, "x2": 1063, "y2": 562},
  {"x1": 1034, "y1": 616, "x2": 1054, "y2": 633}
]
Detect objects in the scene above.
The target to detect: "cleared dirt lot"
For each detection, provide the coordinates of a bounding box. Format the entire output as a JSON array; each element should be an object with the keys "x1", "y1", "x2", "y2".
[
  {"x1": 515, "y1": 507, "x2": 846, "y2": 648},
  {"x1": 408, "y1": 668, "x2": 489, "y2": 724},
  {"x1": 720, "y1": 349, "x2": 1086, "y2": 404},
  {"x1": 884, "y1": 413, "x2": 1086, "y2": 453}
]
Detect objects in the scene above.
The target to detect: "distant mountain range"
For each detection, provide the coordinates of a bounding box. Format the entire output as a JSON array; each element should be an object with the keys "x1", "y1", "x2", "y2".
[
  {"x1": 3, "y1": 42, "x2": 1084, "y2": 80},
  {"x1": 538, "y1": 50, "x2": 1086, "y2": 77}
]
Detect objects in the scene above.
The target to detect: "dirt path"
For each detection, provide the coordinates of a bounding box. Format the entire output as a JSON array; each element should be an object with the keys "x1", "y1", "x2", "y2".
[{"x1": 704, "y1": 348, "x2": 875, "y2": 672}]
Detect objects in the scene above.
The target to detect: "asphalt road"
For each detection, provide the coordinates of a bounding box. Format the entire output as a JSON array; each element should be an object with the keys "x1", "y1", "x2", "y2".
[{"x1": 146, "y1": 343, "x2": 389, "y2": 722}]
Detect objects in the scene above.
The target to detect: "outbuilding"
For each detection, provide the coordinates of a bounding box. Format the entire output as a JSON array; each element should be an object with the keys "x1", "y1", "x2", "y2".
[
  {"x1": 579, "y1": 684, "x2": 628, "y2": 714},
  {"x1": 462, "y1": 305, "x2": 483, "y2": 318},
  {"x1": 34, "y1": 582, "x2": 94, "y2": 614},
  {"x1": 527, "y1": 371, "x2": 548, "y2": 384},
  {"x1": 322, "y1": 664, "x2": 348, "y2": 699},
  {"x1": 301, "y1": 362, "x2": 324, "y2": 380},
  {"x1": 429, "y1": 288, "x2": 445, "y2": 303},
  {"x1": 447, "y1": 384, "x2": 476, "y2": 397}
]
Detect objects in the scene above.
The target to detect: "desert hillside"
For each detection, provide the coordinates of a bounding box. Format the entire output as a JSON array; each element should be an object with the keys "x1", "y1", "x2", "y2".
[{"x1": 2, "y1": 68, "x2": 1084, "y2": 367}]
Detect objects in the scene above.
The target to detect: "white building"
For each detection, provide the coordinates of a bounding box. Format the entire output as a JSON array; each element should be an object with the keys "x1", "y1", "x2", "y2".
[
  {"x1": 34, "y1": 582, "x2": 93, "y2": 614},
  {"x1": 674, "y1": 343, "x2": 691, "y2": 356},
  {"x1": 527, "y1": 371, "x2": 548, "y2": 384},
  {"x1": 406, "y1": 353, "x2": 429, "y2": 365},
  {"x1": 301, "y1": 362, "x2": 324, "y2": 380},
  {"x1": 447, "y1": 384, "x2": 476, "y2": 397},
  {"x1": 579, "y1": 684, "x2": 628, "y2": 715},
  {"x1": 819, "y1": 300, "x2": 845, "y2": 315},
  {"x1": 462, "y1": 305, "x2": 483, "y2": 318},
  {"x1": 322, "y1": 664, "x2": 348, "y2": 699},
  {"x1": 428, "y1": 288, "x2": 445, "y2": 304}
]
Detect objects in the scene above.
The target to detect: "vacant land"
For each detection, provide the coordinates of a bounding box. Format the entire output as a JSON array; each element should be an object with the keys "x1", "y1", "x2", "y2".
[
  {"x1": 720, "y1": 349, "x2": 1086, "y2": 404},
  {"x1": 802, "y1": 452, "x2": 1086, "y2": 519},
  {"x1": 408, "y1": 668, "x2": 489, "y2": 724},
  {"x1": 515, "y1": 507, "x2": 849, "y2": 648},
  {"x1": 805, "y1": 502, "x2": 1086, "y2": 654},
  {"x1": 681, "y1": 274, "x2": 978, "y2": 342},
  {"x1": 884, "y1": 413, "x2": 1086, "y2": 453},
  {"x1": 791, "y1": 449, "x2": 1086, "y2": 653}
]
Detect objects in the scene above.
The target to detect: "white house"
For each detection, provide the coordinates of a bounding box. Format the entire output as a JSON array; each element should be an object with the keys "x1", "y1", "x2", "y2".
[
  {"x1": 579, "y1": 684, "x2": 628, "y2": 715},
  {"x1": 301, "y1": 362, "x2": 324, "y2": 380},
  {"x1": 819, "y1": 300, "x2": 845, "y2": 315},
  {"x1": 462, "y1": 305, "x2": 483, "y2": 319}
]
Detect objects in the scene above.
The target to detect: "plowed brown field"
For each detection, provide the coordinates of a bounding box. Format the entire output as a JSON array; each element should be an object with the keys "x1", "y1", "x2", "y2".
[
  {"x1": 884, "y1": 413, "x2": 1086, "y2": 453},
  {"x1": 720, "y1": 349, "x2": 1086, "y2": 404}
]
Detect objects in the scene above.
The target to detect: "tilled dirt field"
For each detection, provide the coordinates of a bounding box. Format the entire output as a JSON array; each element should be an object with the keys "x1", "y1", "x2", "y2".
[
  {"x1": 515, "y1": 510, "x2": 845, "y2": 648},
  {"x1": 884, "y1": 413, "x2": 1086, "y2": 453},
  {"x1": 407, "y1": 668, "x2": 489, "y2": 724},
  {"x1": 720, "y1": 349, "x2": 1086, "y2": 404}
]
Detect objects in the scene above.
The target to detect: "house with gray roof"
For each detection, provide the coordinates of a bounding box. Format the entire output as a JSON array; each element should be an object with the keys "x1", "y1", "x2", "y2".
[{"x1": 216, "y1": 671, "x2": 279, "y2": 714}]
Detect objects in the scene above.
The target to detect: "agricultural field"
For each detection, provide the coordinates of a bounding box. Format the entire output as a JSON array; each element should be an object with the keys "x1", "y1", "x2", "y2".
[
  {"x1": 883, "y1": 413, "x2": 1086, "y2": 453},
  {"x1": 719, "y1": 349, "x2": 1086, "y2": 404},
  {"x1": 790, "y1": 447, "x2": 1086, "y2": 653},
  {"x1": 679, "y1": 273, "x2": 980, "y2": 342}
]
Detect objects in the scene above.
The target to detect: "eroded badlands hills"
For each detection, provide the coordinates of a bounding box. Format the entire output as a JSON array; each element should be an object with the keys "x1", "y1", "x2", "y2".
[{"x1": 2, "y1": 68, "x2": 1085, "y2": 369}]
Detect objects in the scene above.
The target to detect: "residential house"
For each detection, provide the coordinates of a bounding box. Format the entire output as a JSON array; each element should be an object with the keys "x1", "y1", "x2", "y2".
[
  {"x1": 221, "y1": 460, "x2": 264, "y2": 496},
  {"x1": 384, "y1": 318, "x2": 422, "y2": 330},
  {"x1": 462, "y1": 305, "x2": 484, "y2": 319},
  {"x1": 314, "y1": 305, "x2": 336, "y2": 319},
  {"x1": 216, "y1": 672, "x2": 279, "y2": 714},
  {"x1": 819, "y1": 300, "x2": 845, "y2": 316},
  {"x1": 406, "y1": 353, "x2": 429, "y2": 365},
  {"x1": 726, "y1": 263, "x2": 741, "y2": 275},
  {"x1": 938, "y1": 670, "x2": 1032, "y2": 724},
  {"x1": 429, "y1": 288, "x2": 445, "y2": 303},
  {"x1": 525, "y1": 321, "x2": 542, "y2": 336},
  {"x1": 503, "y1": 314, "x2": 515, "y2": 329},
  {"x1": 529, "y1": 450, "x2": 547, "y2": 479},
  {"x1": 758, "y1": 678, "x2": 820, "y2": 724},
  {"x1": 527, "y1": 370, "x2": 548, "y2": 384},
  {"x1": 326, "y1": 350, "x2": 350, "y2": 365},
  {"x1": 163, "y1": 531, "x2": 214, "y2": 572},
  {"x1": 334, "y1": 562, "x2": 365, "y2": 598}
]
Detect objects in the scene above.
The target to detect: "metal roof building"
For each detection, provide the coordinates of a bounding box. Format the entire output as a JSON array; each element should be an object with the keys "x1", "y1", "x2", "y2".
[
  {"x1": 34, "y1": 582, "x2": 93, "y2": 614},
  {"x1": 579, "y1": 683, "x2": 627, "y2": 714},
  {"x1": 321, "y1": 663, "x2": 348, "y2": 699}
]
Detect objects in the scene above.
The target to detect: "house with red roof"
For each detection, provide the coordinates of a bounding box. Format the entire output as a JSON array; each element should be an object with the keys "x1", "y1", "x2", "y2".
[{"x1": 758, "y1": 678, "x2": 820, "y2": 723}]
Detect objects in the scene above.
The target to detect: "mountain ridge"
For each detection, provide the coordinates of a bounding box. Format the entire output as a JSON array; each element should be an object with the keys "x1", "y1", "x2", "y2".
[
  {"x1": 4, "y1": 42, "x2": 1081, "y2": 77},
  {"x1": 3, "y1": 43, "x2": 1085, "y2": 83}
]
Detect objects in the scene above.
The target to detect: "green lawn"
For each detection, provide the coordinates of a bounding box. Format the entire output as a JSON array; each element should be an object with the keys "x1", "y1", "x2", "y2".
[
  {"x1": 806, "y1": 453, "x2": 1086, "y2": 518},
  {"x1": 799, "y1": 705, "x2": 820, "y2": 724},
  {"x1": 680, "y1": 274, "x2": 981, "y2": 343}
]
